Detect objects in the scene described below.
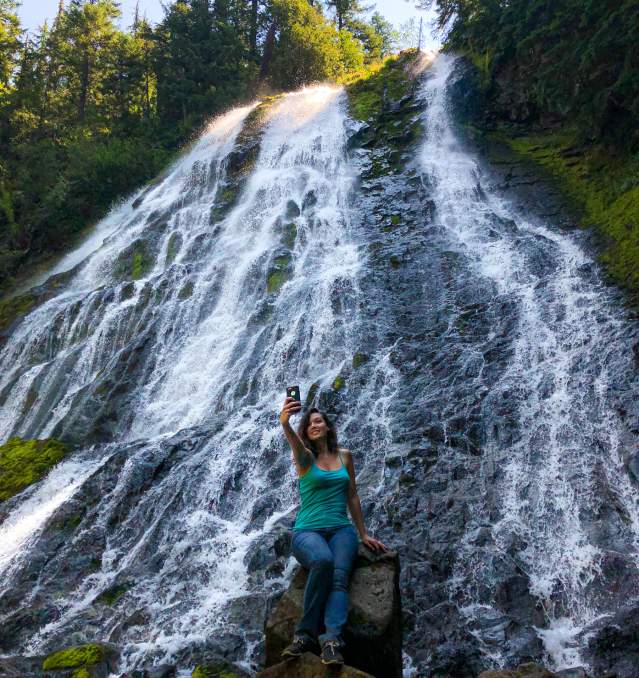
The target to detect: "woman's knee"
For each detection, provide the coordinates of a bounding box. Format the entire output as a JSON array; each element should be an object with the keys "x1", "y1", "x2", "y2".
[
  {"x1": 332, "y1": 566, "x2": 350, "y2": 592},
  {"x1": 309, "y1": 556, "x2": 334, "y2": 573}
]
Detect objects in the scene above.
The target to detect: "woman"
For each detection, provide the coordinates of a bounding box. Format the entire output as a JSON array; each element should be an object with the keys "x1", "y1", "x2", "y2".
[{"x1": 279, "y1": 396, "x2": 389, "y2": 666}]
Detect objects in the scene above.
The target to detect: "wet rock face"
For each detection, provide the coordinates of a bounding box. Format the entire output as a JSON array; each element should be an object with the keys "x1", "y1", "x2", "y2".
[
  {"x1": 264, "y1": 547, "x2": 401, "y2": 677},
  {"x1": 585, "y1": 605, "x2": 639, "y2": 677}
]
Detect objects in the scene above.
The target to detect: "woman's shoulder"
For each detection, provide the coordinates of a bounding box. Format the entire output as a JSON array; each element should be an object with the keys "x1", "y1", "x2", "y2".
[{"x1": 338, "y1": 447, "x2": 352, "y2": 461}]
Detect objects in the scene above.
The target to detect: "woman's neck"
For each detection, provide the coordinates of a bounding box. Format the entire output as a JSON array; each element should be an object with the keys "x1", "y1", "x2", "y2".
[{"x1": 314, "y1": 439, "x2": 330, "y2": 458}]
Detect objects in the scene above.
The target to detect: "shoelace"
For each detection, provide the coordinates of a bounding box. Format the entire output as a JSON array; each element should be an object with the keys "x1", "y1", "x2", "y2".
[{"x1": 324, "y1": 640, "x2": 340, "y2": 652}]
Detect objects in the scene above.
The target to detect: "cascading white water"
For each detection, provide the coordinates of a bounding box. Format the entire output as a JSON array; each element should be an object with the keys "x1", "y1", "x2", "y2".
[
  {"x1": 0, "y1": 84, "x2": 405, "y2": 673},
  {"x1": 419, "y1": 54, "x2": 639, "y2": 671}
]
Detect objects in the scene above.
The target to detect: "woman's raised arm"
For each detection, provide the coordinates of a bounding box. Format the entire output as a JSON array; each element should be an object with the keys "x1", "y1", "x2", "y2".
[{"x1": 280, "y1": 396, "x2": 313, "y2": 475}]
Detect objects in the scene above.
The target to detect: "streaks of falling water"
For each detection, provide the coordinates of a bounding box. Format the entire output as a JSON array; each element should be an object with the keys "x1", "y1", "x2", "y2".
[
  {"x1": 0, "y1": 85, "x2": 389, "y2": 673},
  {"x1": 420, "y1": 54, "x2": 639, "y2": 671},
  {"x1": 0, "y1": 103, "x2": 256, "y2": 442}
]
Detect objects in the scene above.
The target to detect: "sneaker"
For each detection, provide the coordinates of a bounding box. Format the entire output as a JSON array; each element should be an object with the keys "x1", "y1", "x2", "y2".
[
  {"x1": 320, "y1": 639, "x2": 344, "y2": 666},
  {"x1": 281, "y1": 634, "x2": 317, "y2": 660}
]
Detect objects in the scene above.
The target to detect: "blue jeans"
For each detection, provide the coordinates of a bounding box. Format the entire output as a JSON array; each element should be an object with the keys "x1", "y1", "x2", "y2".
[{"x1": 291, "y1": 524, "x2": 359, "y2": 646}]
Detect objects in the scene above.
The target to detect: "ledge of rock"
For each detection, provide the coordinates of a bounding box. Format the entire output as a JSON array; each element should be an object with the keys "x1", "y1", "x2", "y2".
[
  {"x1": 264, "y1": 546, "x2": 401, "y2": 678},
  {"x1": 257, "y1": 652, "x2": 373, "y2": 677}
]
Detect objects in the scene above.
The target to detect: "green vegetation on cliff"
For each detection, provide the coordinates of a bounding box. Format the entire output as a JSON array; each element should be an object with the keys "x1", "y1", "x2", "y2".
[
  {"x1": 436, "y1": 0, "x2": 639, "y2": 301},
  {"x1": 497, "y1": 131, "x2": 639, "y2": 302},
  {"x1": 0, "y1": 437, "x2": 68, "y2": 502},
  {"x1": 431, "y1": 0, "x2": 638, "y2": 150}
]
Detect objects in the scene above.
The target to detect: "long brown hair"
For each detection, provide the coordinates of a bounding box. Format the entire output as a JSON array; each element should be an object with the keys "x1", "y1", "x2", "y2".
[{"x1": 297, "y1": 408, "x2": 339, "y2": 458}]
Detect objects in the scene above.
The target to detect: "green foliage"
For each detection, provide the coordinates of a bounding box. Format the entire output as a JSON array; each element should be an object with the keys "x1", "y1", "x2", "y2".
[
  {"x1": 42, "y1": 644, "x2": 104, "y2": 671},
  {"x1": 0, "y1": 292, "x2": 35, "y2": 331},
  {"x1": 0, "y1": 437, "x2": 68, "y2": 502},
  {"x1": 438, "y1": 0, "x2": 639, "y2": 150},
  {"x1": 269, "y1": 0, "x2": 364, "y2": 89}
]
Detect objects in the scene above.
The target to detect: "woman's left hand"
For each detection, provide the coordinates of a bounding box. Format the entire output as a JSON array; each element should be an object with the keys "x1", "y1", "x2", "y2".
[{"x1": 361, "y1": 534, "x2": 389, "y2": 552}]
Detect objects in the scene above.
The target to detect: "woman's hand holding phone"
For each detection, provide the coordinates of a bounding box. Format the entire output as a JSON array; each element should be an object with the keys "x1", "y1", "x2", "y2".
[{"x1": 279, "y1": 396, "x2": 302, "y2": 426}]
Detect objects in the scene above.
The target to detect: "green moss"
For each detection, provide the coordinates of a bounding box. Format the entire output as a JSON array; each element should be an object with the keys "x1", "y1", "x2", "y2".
[
  {"x1": 114, "y1": 239, "x2": 153, "y2": 281},
  {"x1": 352, "y1": 352, "x2": 369, "y2": 369},
  {"x1": 496, "y1": 129, "x2": 639, "y2": 302},
  {"x1": 281, "y1": 222, "x2": 297, "y2": 248},
  {"x1": 332, "y1": 374, "x2": 345, "y2": 391},
  {"x1": 267, "y1": 252, "x2": 293, "y2": 294},
  {"x1": 346, "y1": 52, "x2": 416, "y2": 122},
  {"x1": 95, "y1": 581, "x2": 133, "y2": 606},
  {"x1": 305, "y1": 382, "x2": 319, "y2": 407},
  {"x1": 389, "y1": 254, "x2": 401, "y2": 269},
  {"x1": 267, "y1": 269, "x2": 289, "y2": 294},
  {"x1": 52, "y1": 513, "x2": 83, "y2": 532},
  {"x1": 390, "y1": 214, "x2": 400, "y2": 225},
  {"x1": 165, "y1": 232, "x2": 182, "y2": 265},
  {"x1": 192, "y1": 664, "x2": 237, "y2": 678},
  {"x1": 42, "y1": 644, "x2": 104, "y2": 671},
  {"x1": 0, "y1": 293, "x2": 36, "y2": 331},
  {"x1": 0, "y1": 437, "x2": 68, "y2": 502},
  {"x1": 72, "y1": 669, "x2": 90, "y2": 678},
  {"x1": 178, "y1": 280, "x2": 194, "y2": 300}
]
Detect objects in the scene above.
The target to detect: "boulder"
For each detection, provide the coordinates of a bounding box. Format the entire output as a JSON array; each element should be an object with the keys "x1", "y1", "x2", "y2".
[
  {"x1": 257, "y1": 652, "x2": 373, "y2": 678},
  {"x1": 586, "y1": 604, "x2": 639, "y2": 678},
  {"x1": 478, "y1": 663, "x2": 556, "y2": 678},
  {"x1": 264, "y1": 546, "x2": 401, "y2": 678},
  {"x1": 0, "y1": 643, "x2": 120, "y2": 678}
]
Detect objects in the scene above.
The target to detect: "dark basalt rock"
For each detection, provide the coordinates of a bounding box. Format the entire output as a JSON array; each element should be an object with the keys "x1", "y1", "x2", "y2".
[
  {"x1": 263, "y1": 546, "x2": 401, "y2": 678},
  {"x1": 585, "y1": 604, "x2": 639, "y2": 678}
]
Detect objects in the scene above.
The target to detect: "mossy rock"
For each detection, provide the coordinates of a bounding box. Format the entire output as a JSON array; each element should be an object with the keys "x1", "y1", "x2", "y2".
[
  {"x1": 280, "y1": 222, "x2": 297, "y2": 249},
  {"x1": 42, "y1": 643, "x2": 105, "y2": 671},
  {"x1": 284, "y1": 200, "x2": 300, "y2": 219},
  {"x1": 390, "y1": 214, "x2": 401, "y2": 225},
  {"x1": 95, "y1": 581, "x2": 133, "y2": 606},
  {"x1": 192, "y1": 662, "x2": 238, "y2": 678},
  {"x1": 267, "y1": 252, "x2": 293, "y2": 294},
  {"x1": 496, "y1": 128, "x2": 639, "y2": 302},
  {"x1": 178, "y1": 280, "x2": 195, "y2": 300},
  {"x1": 389, "y1": 255, "x2": 401, "y2": 269},
  {"x1": 352, "y1": 352, "x2": 369, "y2": 369},
  {"x1": 304, "y1": 382, "x2": 320, "y2": 407},
  {"x1": 346, "y1": 51, "x2": 418, "y2": 123},
  {"x1": 332, "y1": 374, "x2": 346, "y2": 391},
  {"x1": 114, "y1": 239, "x2": 154, "y2": 281},
  {"x1": 0, "y1": 292, "x2": 36, "y2": 331},
  {"x1": 0, "y1": 437, "x2": 68, "y2": 502},
  {"x1": 165, "y1": 232, "x2": 183, "y2": 266}
]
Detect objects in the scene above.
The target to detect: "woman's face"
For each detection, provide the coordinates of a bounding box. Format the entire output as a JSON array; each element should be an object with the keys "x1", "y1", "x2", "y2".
[{"x1": 307, "y1": 412, "x2": 328, "y2": 442}]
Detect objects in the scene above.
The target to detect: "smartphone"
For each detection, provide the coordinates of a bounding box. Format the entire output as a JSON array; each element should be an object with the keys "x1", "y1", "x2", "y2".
[{"x1": 286, "y1": 385, "x2": 302, "y2": 404}]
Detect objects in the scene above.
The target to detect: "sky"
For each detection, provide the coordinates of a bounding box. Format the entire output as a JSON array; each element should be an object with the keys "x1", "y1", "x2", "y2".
[{"x1": 17, "y1": 0, "x2": 440, "y2": 49}]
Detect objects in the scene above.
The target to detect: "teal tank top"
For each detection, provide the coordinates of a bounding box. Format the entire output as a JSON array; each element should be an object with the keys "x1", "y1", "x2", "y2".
[{"x1": 293, "y1": 455, "x2": 352, "y2": 531}]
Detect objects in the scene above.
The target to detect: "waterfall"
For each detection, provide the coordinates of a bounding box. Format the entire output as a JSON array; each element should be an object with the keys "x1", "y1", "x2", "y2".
[
  {"x1": 0, "y1": 85, "x2": 379, "y2": 669},
  {"x1": 2, "y1": 54, "x2": 639, "y2": 677},
  {"x1": 418, "y1": 54, "x2": 639, "y2": 671}
]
